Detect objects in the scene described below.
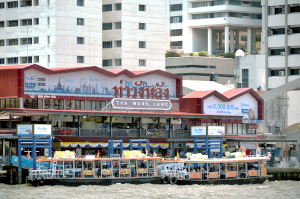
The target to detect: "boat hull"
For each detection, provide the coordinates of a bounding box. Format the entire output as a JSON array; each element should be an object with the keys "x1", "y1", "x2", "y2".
[{"x1": 176, "y1": 177, "x2": 270, "y2": 185}]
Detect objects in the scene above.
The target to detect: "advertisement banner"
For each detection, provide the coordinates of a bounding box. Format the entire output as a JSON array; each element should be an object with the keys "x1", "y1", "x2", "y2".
[
  {"x1": 207, "y1": 126, "x2": 225, "y2": 137},
  {"x1": 34, "y1": 124, "x2": 51, "y2": 136},
  {"x1": 17, "y1": 124, "x2": 33, "y2": 136},
  {"x1": 191, "y1": 126, "x2": 207, "y2": 137}
]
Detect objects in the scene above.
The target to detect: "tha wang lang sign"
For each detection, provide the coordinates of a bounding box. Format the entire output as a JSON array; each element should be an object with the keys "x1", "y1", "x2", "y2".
[{"x1": 111, "y1": 98, "x2": 172, "y2": 111}]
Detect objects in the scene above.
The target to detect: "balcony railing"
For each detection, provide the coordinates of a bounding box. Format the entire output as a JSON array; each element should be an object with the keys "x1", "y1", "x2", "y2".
[{"x1": 80, "y1": 129, "x2": 110, "y2": 137}]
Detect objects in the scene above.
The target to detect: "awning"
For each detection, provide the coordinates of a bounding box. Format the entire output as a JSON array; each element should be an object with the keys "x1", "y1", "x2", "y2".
[
  {"x1": 226, "y1": 139, "x2": 298, "y2": 142},
  {"x1": 60, "y1": 142, "x2": 169, "y2": 149}
]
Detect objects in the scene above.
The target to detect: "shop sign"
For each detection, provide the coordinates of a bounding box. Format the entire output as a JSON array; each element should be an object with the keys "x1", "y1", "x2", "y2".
[
  {"x1": 38, "y1": 95, "x2": 56, "y2": 99},
  {"x1": 243, "y1": 120, "x2": 263, "y2": 124},
  {"x1": 111, "y1": 98, "x2": 172, "y2": 111},
  {"x1": 34, "y1": 124, "x2": 52, "y2": 136},
  {"x1": 207, "y1": 126, "x2": 225, "y2": 137},
  {"x1": 17, "y1": 124, "x2": 33, "y2": 136},
  {"x1": 110, "y1": 154, "x2": 121, "y2": 158},
  {"x1": 191, "y1": 126, "x2": 207, "y2": 137}
]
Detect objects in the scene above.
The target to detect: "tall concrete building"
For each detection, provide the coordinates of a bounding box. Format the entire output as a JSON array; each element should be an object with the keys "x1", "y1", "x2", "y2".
[
  {"x1": 102, "y1": 0, "x2": 166, "y2": 70},
  {"x1": 166, "y1": 0, "x2": 263, "y2": 55},
  {"x1": 0, "y1": 0, "x2": 165, "y2": 70},
  {"x1": 262, "y1": 0, "x2": 300, "y2": 90},
  {"x1": 0, "y1": 0, "x2": 102, "y2": 68}
]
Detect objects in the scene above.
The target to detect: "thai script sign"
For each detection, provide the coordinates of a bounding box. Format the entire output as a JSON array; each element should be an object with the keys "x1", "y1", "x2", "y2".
[
  {"x1": 207, "y1": 126, "x2": 225, "y2": 137},
  {"x1": 111, "y1": 98, "x2": 172, "y2": 111},
  {"x1": 191, "y1": 126, "x2": 207, "y2": 137},
  {"x1": 34, "y1": 124, "x2": 51, "y2": 136},
  {"x1": 17, "y1": 124, "x2": 33, "y2": 136}
]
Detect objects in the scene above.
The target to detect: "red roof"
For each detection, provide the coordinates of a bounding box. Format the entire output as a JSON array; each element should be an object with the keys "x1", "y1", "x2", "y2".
[
  {"x1": 0, "y1": 64, "x2": 32, "y2": 70},
  {"x1": 256, "y1": 91, "x2": 266, "y2": 95},
  {"x1": 183, "y1": 90, "x2": 215, "y2": 98},
  {"x1": 222, "y1": 88, "x2": 251, "y2": 98},
  {"x1": 55, "y1": 136, "x2": 86, "y2": 142},
  {"x1": 0, "y1": 130, "x2": 16, "y2": 134}
]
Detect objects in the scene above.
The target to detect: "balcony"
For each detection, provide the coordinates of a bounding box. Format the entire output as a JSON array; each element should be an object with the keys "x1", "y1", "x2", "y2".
[
  {"x1": 268, "y1": 76, "x2": 285, "y2": 89},
  {"x1": 268, "y1": 56, "x2": 285, "y2": 69},
  {"x1": 288, "y1": 33, "x2": 300, "y2": 47},
  {"x1": 288, "y1": 54, "x2": 300, "y2": 67},
  {"x1": 188, "y1": 5, "x2": 261, "y2": 14},
  {"x1": 268, "y1": 14, "x2": 285, "y2": 27},
  {"x1": 268, "y1": 35, "x2": 285, "y2": 48},
  {"x1": 288, "y1": 13, "x2": 300, "y2": 26},
  {"x1": 188, "y1": 17, "x2": 261, "y2": 28}
]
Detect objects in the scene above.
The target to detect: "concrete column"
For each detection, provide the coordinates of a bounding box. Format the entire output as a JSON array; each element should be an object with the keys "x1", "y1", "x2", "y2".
[
  {"x1": 219, "y1": 32, "x2": 223, "y2": 50},
  {"x1": 170, "y1": 141, "x2": 175, "y2": 158},
  {"x1": 230, "y1": 29, "x2": 234, "y2": 52},
  {"x1": 208, "y1": 28, "x2": 212, "y2": 55},
  {"x1": 2, "y1": 139, "x2": 5, "y2": 156},
  {"x1": 235, "y1": 31, "x2": 239, "y2": 49},
  {"x1": 247, "y1": 27, "x2": 252, "y2": 55},
  {"x1": 183, "y1": 141, "x2": 187, "y2": 153},
  {"x1": 225, "y1": 26, "x2": 229, "y2": 53}
]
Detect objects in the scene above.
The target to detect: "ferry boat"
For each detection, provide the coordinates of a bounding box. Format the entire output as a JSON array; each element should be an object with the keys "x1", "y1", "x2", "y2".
[{"x1": 26, "y1": 151, "x2": 271, "y2": 186}]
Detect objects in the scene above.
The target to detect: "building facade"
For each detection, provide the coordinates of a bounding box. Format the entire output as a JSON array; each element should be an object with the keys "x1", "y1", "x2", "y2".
[
  {"x1": 262, "y1": 0, "x2": 300, "y2": 90},
  {"x1": 166, "y1": 0, "x2": 262, "y2": 55}
]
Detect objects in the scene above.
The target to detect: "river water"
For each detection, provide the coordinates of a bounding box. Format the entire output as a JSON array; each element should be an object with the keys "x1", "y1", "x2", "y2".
[{"x1": 0, "y1": 181, "x2": 300, "y2": 199}]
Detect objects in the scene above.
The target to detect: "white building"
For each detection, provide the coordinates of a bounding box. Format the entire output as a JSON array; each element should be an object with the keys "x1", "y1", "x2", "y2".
[
  {"x1": 0, "y1": 0, "x2": 166, "y2": 70},
  {"x1": 102, "y1": 0, "x2": 166, "y2": 71},
  {"x1": 0, "y1": 0, "x2": 102, "y2": 68},
  {"x1": 262, "y1": 0, "x2": 300, "y2": 90},
  {"x1": 166, "y1": 0, "x2": 262, "y2": 55}
]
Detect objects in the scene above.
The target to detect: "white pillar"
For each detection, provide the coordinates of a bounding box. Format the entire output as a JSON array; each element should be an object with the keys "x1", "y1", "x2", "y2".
[
  {"x1": 225, "y1": 26, "x2": 229, "y2": 53},
  {"x1": 219, "y1": 32, "x2": 223, "y2": 50},
  {"x1": 235, "y1": 31, "x2": 239, "y2": 49},
  {"x1": 230, "y1": 29, "x2": 234, "y2": 52},
  {"x1": 208, "y1": 28, "x2": 212, "y2": 55},
  {"x1": 247, "y1": 27, "x2": 252, "y2": 55}
]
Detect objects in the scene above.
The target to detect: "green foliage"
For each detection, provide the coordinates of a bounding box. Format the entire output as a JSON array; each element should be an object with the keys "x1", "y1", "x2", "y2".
[
  {"x1": 218, "y1": 52, "x2": 235, "y2": 58},
  {"x1": 242, "y1": 48, "x2": 247, "y2": 53},
  {"x1": 193, "y1": 52, "x2": 199, "y2": 56},
  {"x1": 189, "y1": 53, "x2": 194, "y2": 56},
  {"x1": 165, "y1": 51, "x2": 181, "y2": 57},
  {"x1": 297, "y1": 124, "x2": 300, "y2": 130},
  {"x1": 198, "y1": 50, "x2": 208, "y2": 56}
]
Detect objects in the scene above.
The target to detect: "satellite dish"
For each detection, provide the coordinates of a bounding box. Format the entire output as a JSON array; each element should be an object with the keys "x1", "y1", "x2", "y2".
[{"x1": 235, "y1": 49, "x2": 245, "y2": 57}]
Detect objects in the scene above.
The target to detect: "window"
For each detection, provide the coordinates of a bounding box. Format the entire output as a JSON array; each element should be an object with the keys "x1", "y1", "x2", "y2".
[
  {"x1": 229, "y1": 0, "x2": 241, "y2": 5},
  {"x1": 48, "y1": 55, "x2": 50, "y2": 62},
  {"x1": 170, "y1": 4, "x2": 182, "y2": 11},
  {"x1": 271, "y1": 70, "x2": 285, "y2": 76},
  {"x1": 21, "y1": 38, "x2": 32, "y2": 45},
  {"x1": 139, "y1": 5, "x2": 146, "y2": 11},
  {"x1": 192, "y1": 2, "x2": 208, "y2": 7},
  {"x1": 34, "y1": 56, "x2": 39, "y2": 63},
  {"x1": 139, "y1": 60, "x2": 146, "y2": 67},
  {"x1": 77, "y1": 18, "x2": 84, "y2": 25},
  {"x1": 242, "y1": 69, "x2": 249, "y2": 88},
  {"x1": 115, "y1": 3, "x2": 121, "y2": 11},
  {"x1": 34, "y1": 37, "x2": 39, "y2": 44},
  {"x1": 115, "y1": 22, "x2": 121, "y2": 29},
  {"x1": 170, "y1": 29, "x2": 182, "y2": 36},
  {"x1": 115, "y1": 59, "x2": 122, "y2": 66},
  {"x1": 170, "y1": 41, "x2": 182, "y2": 49},
  {"x1": 213, "y1": 0, "x2": 225, "y2": 6},
  {"x1": 251, "y1": 2, "x2": 261, "y2": 7},
  {"x1": 20, "y1": 57, "x2": 32, "y2": 63},
  {"x1": 166, "y1": 65, "x2": 215, "y2": 69},
  {"x1": 47, "y1": 17, "x2": 50, "y2": 28},
  {"x1": 103, "y1": 4, "x2": 112, "y2": 12},
  {"x1": 0, "y1": 2, "x2": 4, "y2": 9},
  {"x1": 7, "y1": 1, "x2": 18, "y2": 8},
  {"x1": 251, "y1": 14, "x2": 262, "y2": 19},
  {"x1": 7, "y1": 57, "x2": 18, "y2": 64},
  {"x1": 77, "y1": 56, "x2": 84, "y2": 63},
  {"x1": 272, "y1": 28, "x2": 285, "y2": 35},
  {"x1": 34, "y1": 0, "x2": 39, "y2": 6},
  {"x1": 115, "y1": 40, "x2": 122, "y2": 47},
  {"x1": 103, "y1": 23, "x2": 112, "y2": 30},
  {"x1": 0, "y1": 58, "x2": 4, "y2": 64},
  {"x1": 290, "y1": 6, "x2": 300, "y2": 13},
  {"x1": 77, "y1": 37, "x2": 84, "y2": 44},
  {"x1": 139, "y1": 23, "x2": 146, "y2": 30},
  {"x1": 0, "y1": 21, "x2": 4, "y2": 28},
  {"x1": 170, "y1": 16, "x2": 182, "y2": 23},
  {"x1": 241, "y1": 36, "x2": 247, "y2": 41},
  {"x1": 20, "y1": 0, "x2": 32, "y2": 7},
  {"x1": 291, "y1": 69, "x2": 300, "y2": 75},
  {"x1": 7, "y1": 39, "x2": 18, "y2": 46},
  {"x1": 0, "y1": 40, "x2": 4, "y2": 46},
  {"x1": 291, "y1": 48, "x2": 300, "y2": 54},
  {"x1": 77, "y1": 0, "x2": 84, "y2": 6},
  {"x1": 271, "y1": 49, "x2": 285, "y2": 56},
  {"x1": 103, "y1": 59, "x2": 112, "y2": 67},
  {"x1": 229, "y1": 12, "x2": 243, "y2": 18},
  {"x1": 8, "y1": 20, "x2": 18, "y2": 27},
  {"x1": 291, "y1": 27, "x2": 300, "y2": 34},
  {"x1": 103, "y1": 41, "x2": 112, "y2": 48},
  {"x1": 22, "y1": 19, "x2": 32, "y2": 26},
  {"x1": 139, "y1": 41, "x2": 146, "y2": 48},
  {"x1": 34, "y1": 18, "x2": 39, "y2": 25}
]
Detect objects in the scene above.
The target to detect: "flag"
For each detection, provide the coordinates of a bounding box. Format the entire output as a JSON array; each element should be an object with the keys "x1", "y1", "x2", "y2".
[
  {"x1": 177, "y1": 150, "x2": 180, "y2": 159},
  {"x1": 145, "y1": 147, "x2": 148, "y2": 156},
  {"x1": 153, "y1": 151, "x2": 157, "y2": 157},
  {"x1": 27, "y1": 151, "x2": 31, "y2": 160},
  {"x1": 96, "y1": 150, "x2": 100, "y2": 159}
]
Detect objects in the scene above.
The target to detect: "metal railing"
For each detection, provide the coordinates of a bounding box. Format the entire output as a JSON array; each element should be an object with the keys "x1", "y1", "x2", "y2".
[
  {"x1": 0, "y1": 156, "x2": 11, "y2": 165},
  {"x1": 170, "y1": 46, "x2": 183, "y2": 50},
  {"x1": 141, "y1": 129, "x2": 169, "y2": 138},
  {"x1": 171, "y1": 130, "x2": 190, "y2": 138},
  {"x1": 112, "y1": 129, "x2": 139, "y2": 137},
  {"x1": 80, "y1": 129, "x2": 110, "y2": 137}
]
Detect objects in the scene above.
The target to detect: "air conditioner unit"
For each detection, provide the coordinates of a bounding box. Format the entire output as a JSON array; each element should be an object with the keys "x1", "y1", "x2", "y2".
[
  {"x1": 267, "y1": 29, "x2": 273, "y2": 36},
  {"x1": 287, "y1": 29, "x2": 293, "y2": 34},
  {"x1": 279, "y1": 71, "x2": 285, "y2": 76},
  {"x1": 270, "y1": 7, "x2": 275, "y2": 15},
  {"x1": 281, "y1": 8, "x2": 285, "y2": 13},
  {"x1": 281, "y1": 52, "x2": 285, "y2": 56}
]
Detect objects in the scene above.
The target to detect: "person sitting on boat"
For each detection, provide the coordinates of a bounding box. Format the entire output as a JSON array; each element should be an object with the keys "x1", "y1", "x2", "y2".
[
  {"x1": 209, "y1": 167, "x2": 213, "y2": 172},
  {"x1": 97, "y1": 169, "x2": 101, "y2": 177},
  {"x1": 191, "y1": 168, "x2": 196, "y2": 173}
]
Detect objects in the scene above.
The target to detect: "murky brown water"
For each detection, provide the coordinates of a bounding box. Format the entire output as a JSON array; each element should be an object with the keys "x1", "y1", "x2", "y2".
[{"x1": 0, "y1": 181, "x2": 300, "y2": 199}]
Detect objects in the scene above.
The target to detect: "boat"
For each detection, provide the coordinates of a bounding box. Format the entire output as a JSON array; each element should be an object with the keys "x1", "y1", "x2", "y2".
[
  {"x1": 160, "y1": 154, "x2": 271, "y2": 185},
  {"x1": 26, "y1": 151, "x2": 163, "y2": 186}
]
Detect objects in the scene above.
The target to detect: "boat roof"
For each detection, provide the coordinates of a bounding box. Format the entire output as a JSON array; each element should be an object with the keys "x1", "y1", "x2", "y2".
[
  {"x1": 161, "y1": 156, "x2": 270, "y2": 163},
  {"x1": 36, "y1": 157, "x2": 163, "y2": 162}
]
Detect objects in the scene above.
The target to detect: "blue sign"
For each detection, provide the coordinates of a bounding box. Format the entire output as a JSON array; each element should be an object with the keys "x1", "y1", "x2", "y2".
[{"x1": 191, "y1": 126, "x2": 207, "y2": 137}]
